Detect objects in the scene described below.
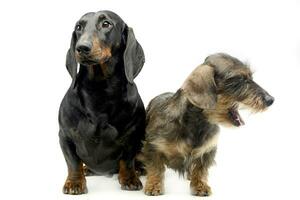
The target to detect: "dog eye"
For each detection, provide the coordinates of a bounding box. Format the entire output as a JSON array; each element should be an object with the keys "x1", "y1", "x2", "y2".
[
  {"x1": 102, "y1": 21, "x2": 112, "y2": 28},
  {"x1": 75, "y1": 24, "x2": 82, "y2": 31}
]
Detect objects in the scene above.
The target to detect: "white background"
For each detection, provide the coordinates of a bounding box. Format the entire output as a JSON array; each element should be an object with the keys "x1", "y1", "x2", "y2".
[{"x1": 0, "y1": 0, "x2": 299, "y2": 199}]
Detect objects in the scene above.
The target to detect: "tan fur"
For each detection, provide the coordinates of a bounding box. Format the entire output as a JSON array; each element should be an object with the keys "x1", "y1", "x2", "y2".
[
  {"x1": 118, "y1": 160, "x2": 142, "y2": 190},
  {"x1": 91, "y1": 35, "x2": 112, "y2": 64},
  {"x1": 241, "y1": 93, "x2": 266, "y2": 112},
  {"x1": 189, "y1": 158, "x2": 211, "y2": 196},
  {"x1": 144, "y1": 166, "x2": 165, "y2": 196},
  {"x1": 151, "y1": 132, "x2": 219, "y2": 166},
  {"x1": 182, "y1": 65, "x2": 216, "y2": 109},
  {"x1": 63, "y1": 162, "x2": 87, "y2": 194},
  {"x1": 151, "y1": 138, "x2": 191, "y2": 159},
  {"x1": 190, "y1": 177, "x2": 211, "y2": 196},
  {"x1": 192, "y1": 133, "x2": 219, "y2": 158},
  {"x1": 203, "y1": 95, "x2": 236, "y2": 126}
]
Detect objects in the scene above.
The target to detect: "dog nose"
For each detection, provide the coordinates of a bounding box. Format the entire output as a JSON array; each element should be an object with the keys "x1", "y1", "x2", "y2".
[
  {"x1": 264, "y1": 95, "x2": 274, "y2": 106},
  {"x1": 76, "y1": 44, "x2": 92, "y2": 54}
]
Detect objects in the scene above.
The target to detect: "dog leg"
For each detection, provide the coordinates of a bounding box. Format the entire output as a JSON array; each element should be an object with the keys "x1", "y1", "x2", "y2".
[
  {"x1": 190, "y1": 165, "x2": 211, "y2": 196},
  {"x1": 143, "y1": 150, "x2": 165, "y2": 196},
  {"x1": 59, "y1": 134, "x2": 87, "y2": 195},
  {"x1": 118, "y1": 159, "x2": 143, "y2": 190},
  {"x1": 190, "y1": 149, "x2": 216, "y2": 196},
  {"x1": 144, "y1": 165, "x2": 165, "y2": 196}
]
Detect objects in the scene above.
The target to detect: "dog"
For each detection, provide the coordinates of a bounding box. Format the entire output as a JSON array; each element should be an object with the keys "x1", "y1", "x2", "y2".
[
  {"x1": 58, "y1": 10, "x2": 146, "y2": 195},
  {"x1": 142, "y1": 53, "x2": 274, "y2": 196}
]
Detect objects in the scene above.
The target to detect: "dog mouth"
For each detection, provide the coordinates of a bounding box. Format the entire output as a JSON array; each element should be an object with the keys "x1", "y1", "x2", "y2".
[
  {"x1": 228, "y1": 107, "x2": 245, "y2": 127},
  {"x1": 76, "y1": 54, "x2": 110, "y2": 66},
  {"x1": 77, "y1": 55, "x2": 100, "y2": 65}
]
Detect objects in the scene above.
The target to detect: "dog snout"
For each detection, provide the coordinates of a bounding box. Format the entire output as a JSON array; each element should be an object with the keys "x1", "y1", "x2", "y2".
[
  {"x1": 264, "y1": 94, "x2": 274, "y2": 107},
  {"x1": 76, "y1": 43, "x2": 92, "y2": 55}
]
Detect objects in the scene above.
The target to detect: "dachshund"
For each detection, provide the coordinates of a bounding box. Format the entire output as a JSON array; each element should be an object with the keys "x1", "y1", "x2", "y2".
[
  {"x1": 142, "y1": 53, "x2": 274, "y2": 196},
  {"x1": 58, "y1": 10, "x2": 145, "y2": 195}
]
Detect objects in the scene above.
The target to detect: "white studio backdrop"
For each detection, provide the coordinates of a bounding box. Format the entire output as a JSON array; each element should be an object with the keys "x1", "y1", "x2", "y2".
[{"x1": 0, "y1": 0, "x2": 299, "y2": 200}]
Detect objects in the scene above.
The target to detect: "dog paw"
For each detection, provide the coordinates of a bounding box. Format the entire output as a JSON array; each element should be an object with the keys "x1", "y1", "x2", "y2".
[
  {"x1": 63, "y1": 179, "x2": 87, "y2": 195},
  {"x1": 119, "y1": 176, "x2": 143, "y2": 191},
  {"x1": 190, "y1": 182, "x2": 212, "y2": 196},
  {"x1": 144, "y1": 182, "x2": 163, "y2": 196}
]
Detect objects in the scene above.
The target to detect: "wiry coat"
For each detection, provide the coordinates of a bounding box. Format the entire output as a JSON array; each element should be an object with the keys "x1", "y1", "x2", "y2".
[
  {"x1": 144, "y1": 91, "x2": 218, "y2": 174},
  {"x1": 142, "y1": 53, "x2": 274, "y2": 196}
]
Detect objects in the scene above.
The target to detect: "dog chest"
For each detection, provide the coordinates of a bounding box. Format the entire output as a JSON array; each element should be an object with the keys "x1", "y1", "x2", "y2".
[
  {"x1": 70, "y1": 118, "x2": 121, "y2": 160},
  {"x1": 190, "y1": 132, "x2": 219, "y2": 159},
  {"x1": 152, "y1": 132, "x2": 219, "y2": 164}
]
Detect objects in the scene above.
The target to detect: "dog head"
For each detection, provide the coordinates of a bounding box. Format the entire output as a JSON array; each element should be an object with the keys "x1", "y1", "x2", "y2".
[
  {"x1": 66, "y1": 10, "x2": 145, "y2": 87},
  {"x1": 182, "y1": 53, "x2": 274, "y2": 127}
]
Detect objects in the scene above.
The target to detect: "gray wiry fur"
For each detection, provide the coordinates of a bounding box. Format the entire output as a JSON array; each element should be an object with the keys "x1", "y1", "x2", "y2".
[
  {"x1": 142, "y1": 53, "x2": 274, "y2": 196},
  {"x1": 144, "y1": 89, "x2": 219, "y2": 173}
]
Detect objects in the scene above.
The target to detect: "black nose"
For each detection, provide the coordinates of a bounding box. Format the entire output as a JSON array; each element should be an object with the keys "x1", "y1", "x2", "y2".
[
  {"x1": 264, "y1": 95, "x2": 274, "y2": 106},
  {"x1": 76, "y1": 44, "x2": 91, "y2": 54}
]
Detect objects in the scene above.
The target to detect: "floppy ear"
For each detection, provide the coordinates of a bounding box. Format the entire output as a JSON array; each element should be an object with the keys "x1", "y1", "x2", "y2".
[
  {"x1": 123, "y1": 27, "x2": 145, "y2": 83},
  {"x1": 66, "y1": 31, "x2": 78, "y2": 89},
  {"x1": 182, "y1": 65, "x2": 217, "y2": 109}
]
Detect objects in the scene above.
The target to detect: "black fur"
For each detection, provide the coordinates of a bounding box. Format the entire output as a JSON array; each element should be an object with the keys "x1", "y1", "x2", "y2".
[{"x1": 58, "y1": 10, "x2": 145, "y2": 189}]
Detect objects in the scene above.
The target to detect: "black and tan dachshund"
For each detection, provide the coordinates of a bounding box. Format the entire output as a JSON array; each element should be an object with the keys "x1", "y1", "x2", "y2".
[{"x1": 58, "y1": 11, "x2": 145, "y2": 195}]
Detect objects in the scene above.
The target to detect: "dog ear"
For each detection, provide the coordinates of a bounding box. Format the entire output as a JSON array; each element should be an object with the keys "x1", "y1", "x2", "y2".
[
  {"x1": 182, "y1": 65, "x2": 217, "y2": 109},
  {"x1": 66, "y1": 31, "x2": 78, "y2": 88},
  {"x1": 123, "y1": 27, "x2": 145, "y2": 83}
]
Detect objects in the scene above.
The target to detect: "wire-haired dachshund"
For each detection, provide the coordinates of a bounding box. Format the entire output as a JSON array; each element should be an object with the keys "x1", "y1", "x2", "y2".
[
  {"x1": 59, "y1": 10, "x2": 145, "y2": 195},
  {"x1": 142, "y1": 53, "x2": 274, "y2": 196}
]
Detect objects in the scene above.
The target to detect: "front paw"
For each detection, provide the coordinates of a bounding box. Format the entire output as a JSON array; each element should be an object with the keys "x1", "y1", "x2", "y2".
[
  {"x1": 190, "y1": 181, "x2": 212, "y2": 196},
  {"x1": 63, "y1": 178, "x2": 87, "y2": 195},
  {"x1": 119, "y1": 175, "x2": 143, "y2": 190},
  {"x1": 144, "y1": 181, "x2": 163, "y2": 196}
]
